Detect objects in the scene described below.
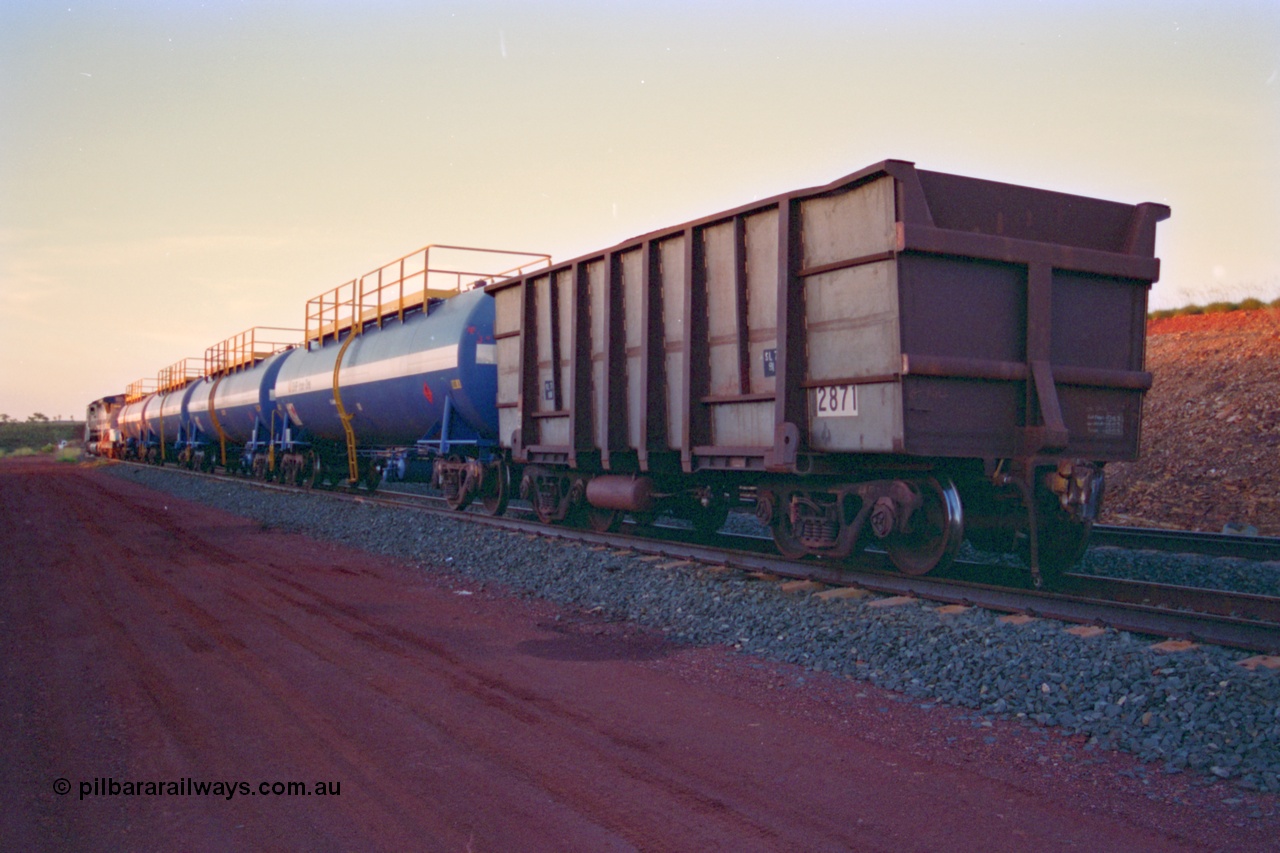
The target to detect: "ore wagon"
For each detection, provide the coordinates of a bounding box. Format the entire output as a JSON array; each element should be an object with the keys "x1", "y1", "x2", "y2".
[{"x1": 482, "y1": 159, "x2": 1169, "y2": 583}]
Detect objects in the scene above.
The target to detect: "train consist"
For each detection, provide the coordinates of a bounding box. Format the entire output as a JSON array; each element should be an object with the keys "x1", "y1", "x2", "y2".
[
  {"x1": 87, "y1": 160, "x2": 1169, "y2": 584},
  {"x1": 87, "y1": 244, "x2": 550, "y2": 492}
]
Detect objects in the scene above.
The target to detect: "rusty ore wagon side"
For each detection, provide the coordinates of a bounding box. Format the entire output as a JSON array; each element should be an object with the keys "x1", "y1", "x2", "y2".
[{"x1": 484, "y1": 159, "x2": 1170, "y2": 581}]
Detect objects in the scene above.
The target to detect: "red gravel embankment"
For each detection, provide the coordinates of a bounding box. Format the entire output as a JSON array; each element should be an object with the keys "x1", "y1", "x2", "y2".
[{"x1": 1103, "y1": 308, "x2": 1280, "y2": 535}]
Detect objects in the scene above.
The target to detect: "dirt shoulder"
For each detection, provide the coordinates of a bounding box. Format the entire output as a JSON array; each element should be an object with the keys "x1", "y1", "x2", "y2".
[{"x1": 5, "y1": 455, "x2": 1276, "y2": 851}]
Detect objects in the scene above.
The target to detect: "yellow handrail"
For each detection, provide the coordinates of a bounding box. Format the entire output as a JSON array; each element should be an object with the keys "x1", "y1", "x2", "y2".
[
  {"x1": 331, "y1": 333, "x2": 361, "y2": 484},
  {"x1": 124, "y1": 378, "x2": 158, "y2": 404},
  {"x1": 304, "y1": 243, "x2": 551, "y2": 346},
  {"x1": 204, "y1": 327, "x2": 300, "y2": 378},
  {"x1": 158, "y1": 358, "x2": 203, "y2": 393}
]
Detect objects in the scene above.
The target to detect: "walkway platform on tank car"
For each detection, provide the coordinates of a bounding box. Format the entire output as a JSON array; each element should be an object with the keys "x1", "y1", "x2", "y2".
[{"x1": 304, "y1": 243, "x2": 550, "y2": 346}]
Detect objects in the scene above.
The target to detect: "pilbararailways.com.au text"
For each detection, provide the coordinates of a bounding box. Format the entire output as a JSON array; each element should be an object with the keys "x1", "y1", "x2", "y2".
[{"x1": 60, "y1": 777, "x2": 341, "y2": 801}]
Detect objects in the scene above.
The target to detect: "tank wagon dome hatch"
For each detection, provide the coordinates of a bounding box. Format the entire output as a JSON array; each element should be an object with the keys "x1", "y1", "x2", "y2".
[
  {"x1": 290, "y1": 243, "x2": 552, "y2": 487},
  {"x1": 481, "y1": 158, "x2": 1170, "y2": 585}
]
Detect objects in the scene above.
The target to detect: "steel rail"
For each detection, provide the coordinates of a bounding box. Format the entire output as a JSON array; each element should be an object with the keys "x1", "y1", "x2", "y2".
[
  {"x1": 1091, "y1": 524, "x2": 1280, "y2": 562},
  {"x1": 115, "y1": 462, "x2": 1280, "y2": 654},
  {"x1": 321, "y1": 489, "x2": 1280, "y2": 653}
]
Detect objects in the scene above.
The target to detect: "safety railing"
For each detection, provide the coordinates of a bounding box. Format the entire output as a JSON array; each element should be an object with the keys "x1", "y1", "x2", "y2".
[
  {"x1": 124, "y1": 378, "x2": 159, "y2": 403},
  {"x1": 157, "y1": 358, "x2": 204, "y2": 393},
  {"x1": 204, "y1": 327, "x2": 301, "y2": 378},
  {"x1": 305, "y1": 244, "x2": 551, "y2": 346}
]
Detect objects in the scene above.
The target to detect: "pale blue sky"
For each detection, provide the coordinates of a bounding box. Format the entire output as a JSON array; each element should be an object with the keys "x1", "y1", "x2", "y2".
[{"x1": 2, "y1": 0, "x2": 1277, "y2": 418}]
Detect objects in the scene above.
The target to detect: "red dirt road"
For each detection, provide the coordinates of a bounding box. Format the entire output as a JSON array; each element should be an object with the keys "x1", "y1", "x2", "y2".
[{"x1": 2, "y1": 457, "x2": 1274, "y2": 851}]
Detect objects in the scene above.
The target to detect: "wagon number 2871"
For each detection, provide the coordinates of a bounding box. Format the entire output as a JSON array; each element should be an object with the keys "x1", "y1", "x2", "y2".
[{"x1": 813, "y1": 384, "x2": 858, "y2": 417}]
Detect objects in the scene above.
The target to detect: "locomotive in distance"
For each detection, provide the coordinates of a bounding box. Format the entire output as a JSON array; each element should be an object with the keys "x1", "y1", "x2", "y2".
[{"x1": 86, "y1": 159, "x2": 1170, "y2": 586}]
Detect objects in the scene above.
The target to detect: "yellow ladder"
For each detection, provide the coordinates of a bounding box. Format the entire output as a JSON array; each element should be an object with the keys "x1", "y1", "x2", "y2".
[
  {"x1": 331, "y1": 333, "x2": 360, "y2": 484},
  {"x1": 208, "y1": 376, "x2": 229, "y2": 467}
]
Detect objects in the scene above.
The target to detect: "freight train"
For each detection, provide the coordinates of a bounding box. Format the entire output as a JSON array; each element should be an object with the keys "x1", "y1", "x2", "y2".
[{"x1": 87, "y1": 160, "x2": 1170, "y2": 585}]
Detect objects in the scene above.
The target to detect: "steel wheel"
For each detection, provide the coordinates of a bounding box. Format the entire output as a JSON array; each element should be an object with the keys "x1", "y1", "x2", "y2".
[
  {"x1": 480, "y1": 462, "x2": 510, "y2": 516},
  {"x1": 1020, "y1": 495, "x2": 1092, "y2": 586},
  {"x1": 302, "y1": 453, "x2": 322, "y2": 489},
  {"x1": 768, "y1": 491, "x2": 809, "y2": 560},
  {"x1": 683, "y1": 498, "x2": 730, "y2": 536},
  {"x1": 885, "y1": 477, "x2": 964, "y2": 576},
  {"x1": 586, "y1": 507, "x2": 620, "y2": 533},
  {"x1": 361, "y1": 459, "x2": 382, "y2": 492}
]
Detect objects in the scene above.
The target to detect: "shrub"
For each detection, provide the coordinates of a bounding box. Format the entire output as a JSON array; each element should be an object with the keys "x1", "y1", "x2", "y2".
[
  {"x1": 0, "y1": 421, "x2": 84, "y2": 452},
  {"x1": 1148, "y1": 295, "x2": 1280, "y2": 319},
  {"x1": 1202, "y1": 301, "x2": 1238, "y2": 314}
]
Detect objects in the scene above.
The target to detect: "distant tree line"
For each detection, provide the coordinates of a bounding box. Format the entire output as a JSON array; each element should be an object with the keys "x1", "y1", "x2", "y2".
[
  {"x1": 1149, "y1": 295, "x2": 1280, "y2": 321},
  {"x1": 0, "y1": 413, "x2": 73, "y2": 423}
]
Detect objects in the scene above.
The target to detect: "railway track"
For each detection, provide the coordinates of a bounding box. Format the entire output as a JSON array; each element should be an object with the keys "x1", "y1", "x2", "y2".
[
  {"x1": 119, "y1": 462, "x2": 1280, "y2": 653},
  {"x1": 1091, "y1": 524, "x2": 1280, "y2": 562}
]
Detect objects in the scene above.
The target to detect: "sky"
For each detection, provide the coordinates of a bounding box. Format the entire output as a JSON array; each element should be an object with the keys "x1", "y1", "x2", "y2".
[{"x1": 2, "y1": 0, "x2": 1277, "y2": 420}]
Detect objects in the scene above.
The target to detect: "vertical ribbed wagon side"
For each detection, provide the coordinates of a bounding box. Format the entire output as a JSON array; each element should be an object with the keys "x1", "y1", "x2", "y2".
[
  {"x1": 486, "y1": 160, "x2": 1168, "y2": 580},
  {"x1": 489, "y1": 159, "x2": 1167, "y2": 474}
]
